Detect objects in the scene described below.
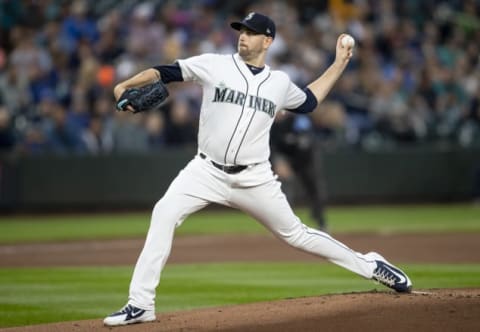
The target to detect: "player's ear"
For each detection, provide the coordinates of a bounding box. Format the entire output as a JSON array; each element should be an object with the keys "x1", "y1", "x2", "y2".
[{"x1": 263, "y1": 36, "x2": 273, "y2": 49}]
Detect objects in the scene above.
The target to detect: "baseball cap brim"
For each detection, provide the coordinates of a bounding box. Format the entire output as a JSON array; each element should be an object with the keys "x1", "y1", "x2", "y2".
[{"x1": 230, "y1": 21, "x2": 264, "y2": 35}]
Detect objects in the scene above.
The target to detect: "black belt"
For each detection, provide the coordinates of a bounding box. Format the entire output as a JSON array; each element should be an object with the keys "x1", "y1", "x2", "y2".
[{"x1": 199, "y1": 153, "x2": 248, "y2": 174}]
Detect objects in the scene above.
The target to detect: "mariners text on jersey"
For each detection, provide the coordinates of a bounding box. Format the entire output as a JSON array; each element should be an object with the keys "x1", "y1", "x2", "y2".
[{"x1": 213, "y1": 85, "x2": 276, "y2": 118}]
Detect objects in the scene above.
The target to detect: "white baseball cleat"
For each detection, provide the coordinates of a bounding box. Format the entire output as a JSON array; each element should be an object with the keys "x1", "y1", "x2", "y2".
[
  {"x1": 366, "y1": 252, "x2": 412, "y2": 293},
  {"x1": 103, "y1": 304, "x2": 156, "y2": 326}
]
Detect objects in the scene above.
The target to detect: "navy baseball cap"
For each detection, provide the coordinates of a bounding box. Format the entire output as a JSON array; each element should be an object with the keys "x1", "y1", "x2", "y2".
[{"x1": 230, "y1": 12, "x2": 276, "y2": 39}]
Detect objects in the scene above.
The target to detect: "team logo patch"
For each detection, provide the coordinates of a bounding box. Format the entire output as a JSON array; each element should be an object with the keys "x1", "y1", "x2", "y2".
[{"x1": 245, "y1": 12, "x2": 255, "y2": 21}]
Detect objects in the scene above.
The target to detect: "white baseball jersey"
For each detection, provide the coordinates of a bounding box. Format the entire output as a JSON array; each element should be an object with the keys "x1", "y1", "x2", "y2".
[
  {"x1": 125, "y1": 52, "x2": 387, "y2": 312},
  {"x1": 178, "y1": 53, "x2": 306, "y2": 165}
]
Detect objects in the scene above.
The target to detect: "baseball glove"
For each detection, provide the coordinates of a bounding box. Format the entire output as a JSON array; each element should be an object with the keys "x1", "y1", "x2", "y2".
[{"x1": 116, "y1": 81, "x2": 169, "y2": 113}]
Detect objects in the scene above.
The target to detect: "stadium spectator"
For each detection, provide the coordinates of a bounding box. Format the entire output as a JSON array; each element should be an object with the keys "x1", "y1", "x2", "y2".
[
  {"x1": 165, "y1": 98, "x2": 197, "y2": 147},
  {"x1": 145, "y1": 111, "x2": 166, "y2": 149},
  {"x1": 0, "y1": 105, "x2": 16, "y2": 151},
  {"x1": 111, "y1": 111, "x2": 149, "y2": 153},
  {"x1": 44, "y1": 102, "x2": 84, "y2": 154},
  {"x1": 59, "y1": 0, "x2": 99, "y2": 56},
  {"x1": 81, "y1": 114, "x2": 113, "y2": 154},
  {"x1": 0, "y1": 65, "x2": 30, "y2": 116}
]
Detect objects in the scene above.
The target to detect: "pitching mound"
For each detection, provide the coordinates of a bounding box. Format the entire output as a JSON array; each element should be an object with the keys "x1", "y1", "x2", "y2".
[{"x1": 4, "y1": 288, "x2": 479, "y2": 332}]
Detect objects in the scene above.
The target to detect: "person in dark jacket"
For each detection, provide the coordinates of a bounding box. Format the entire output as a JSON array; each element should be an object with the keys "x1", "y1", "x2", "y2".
[{"x1": 271, "y1": 111, "x2": 328, "y2": 230}]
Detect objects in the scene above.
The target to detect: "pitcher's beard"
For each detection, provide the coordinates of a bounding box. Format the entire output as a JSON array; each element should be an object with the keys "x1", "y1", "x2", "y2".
[
  {"x1": 238, "y1": 48, "x2": 257, "y2": 62},
  {"x1": 238, "y1": 46, "x2": 249, "y2": 58}
]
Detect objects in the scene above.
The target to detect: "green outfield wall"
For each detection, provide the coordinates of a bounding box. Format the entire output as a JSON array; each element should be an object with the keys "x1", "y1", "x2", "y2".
[{"x1": 1, "y1": 146, "x2": 479, "y2": 210}]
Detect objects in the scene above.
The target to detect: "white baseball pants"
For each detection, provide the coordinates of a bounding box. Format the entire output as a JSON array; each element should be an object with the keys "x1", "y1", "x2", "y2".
[{"x1": 128, "y1": 155, "x2": 377, "y2": 310}]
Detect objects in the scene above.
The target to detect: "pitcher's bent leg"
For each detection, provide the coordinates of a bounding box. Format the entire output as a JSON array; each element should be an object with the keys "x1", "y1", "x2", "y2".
[
  {"x1": 128, "y1": 192, "x2": 207, "y2": 310},
  {"x1": 128, "y1": 157, "x2": 230, "y2": 310},
  {"x1": 129, "y1": 193, "x2": 206, "y2": 310},
  {"x1": 231, "y1": 179, "x2": 376, "y2": 279},
  {"x1": 128, "y1": 171, "x2": 213, "y2": 310}
]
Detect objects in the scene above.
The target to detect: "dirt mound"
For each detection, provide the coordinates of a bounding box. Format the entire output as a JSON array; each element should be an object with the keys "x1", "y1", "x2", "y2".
[{"x1": 3, "y1": 288, "x2": 479, "y2": 332}]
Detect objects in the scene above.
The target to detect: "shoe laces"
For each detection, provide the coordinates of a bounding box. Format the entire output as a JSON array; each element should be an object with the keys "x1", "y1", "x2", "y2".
[
  {"x1": 119, "y1": 304, "x2": 134, "y2": 315},
  {"x1": 373, "y1": 265, "x2": 397, "y2": 287}
]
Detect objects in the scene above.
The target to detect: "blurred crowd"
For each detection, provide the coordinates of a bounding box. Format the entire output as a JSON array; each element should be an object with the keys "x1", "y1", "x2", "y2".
[{"x1": 0, "y1": 0, "x2": 479, "y2": 155}]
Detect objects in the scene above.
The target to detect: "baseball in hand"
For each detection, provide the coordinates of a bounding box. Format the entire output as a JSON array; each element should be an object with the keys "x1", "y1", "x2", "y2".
[{"x1": 341, "y1": 34, "x2": 355, "y2": 48}]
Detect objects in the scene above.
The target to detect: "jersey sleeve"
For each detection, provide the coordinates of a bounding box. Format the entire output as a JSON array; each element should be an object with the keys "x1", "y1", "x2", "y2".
[
  {"x1": 177, "y1": 53, "x2": 217, "y2": 84},
  {"x1": 282, "y1": 78, "x2": 308, "y2": 110},
  {"x1": 285, "y1": 88, "x2": 318, "y2": 113}
]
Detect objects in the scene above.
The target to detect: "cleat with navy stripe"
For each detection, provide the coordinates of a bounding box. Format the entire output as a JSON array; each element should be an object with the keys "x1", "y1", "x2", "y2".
[
  {"x1": 103, "y1": 304, "x2": 156, "y2": 326},
  {"x1": 367, "y1": 252, "x2": 412, "y2": 293}
]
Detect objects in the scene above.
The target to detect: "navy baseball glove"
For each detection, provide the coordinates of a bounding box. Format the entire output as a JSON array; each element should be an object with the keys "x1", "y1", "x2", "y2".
[{"x1": 116, "y1": 81, "x2": 169, "y2": 113}]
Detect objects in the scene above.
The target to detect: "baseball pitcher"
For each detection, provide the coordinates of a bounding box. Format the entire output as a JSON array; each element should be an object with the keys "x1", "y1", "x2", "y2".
[{"x1": 104, "y1": 12, "x2": 412, "y2": 326}]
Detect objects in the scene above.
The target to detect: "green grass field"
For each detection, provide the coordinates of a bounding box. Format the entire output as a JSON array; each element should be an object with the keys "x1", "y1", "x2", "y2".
[
  {"x1": 0, "y1": 263, "x2": 479, "y2": 328},
  {"x1": 0, "y1": 204, "x2": 479, "y2": 327},
  {"x1": 0, "y1": 204, "x2": 479, "y2": 243}
]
